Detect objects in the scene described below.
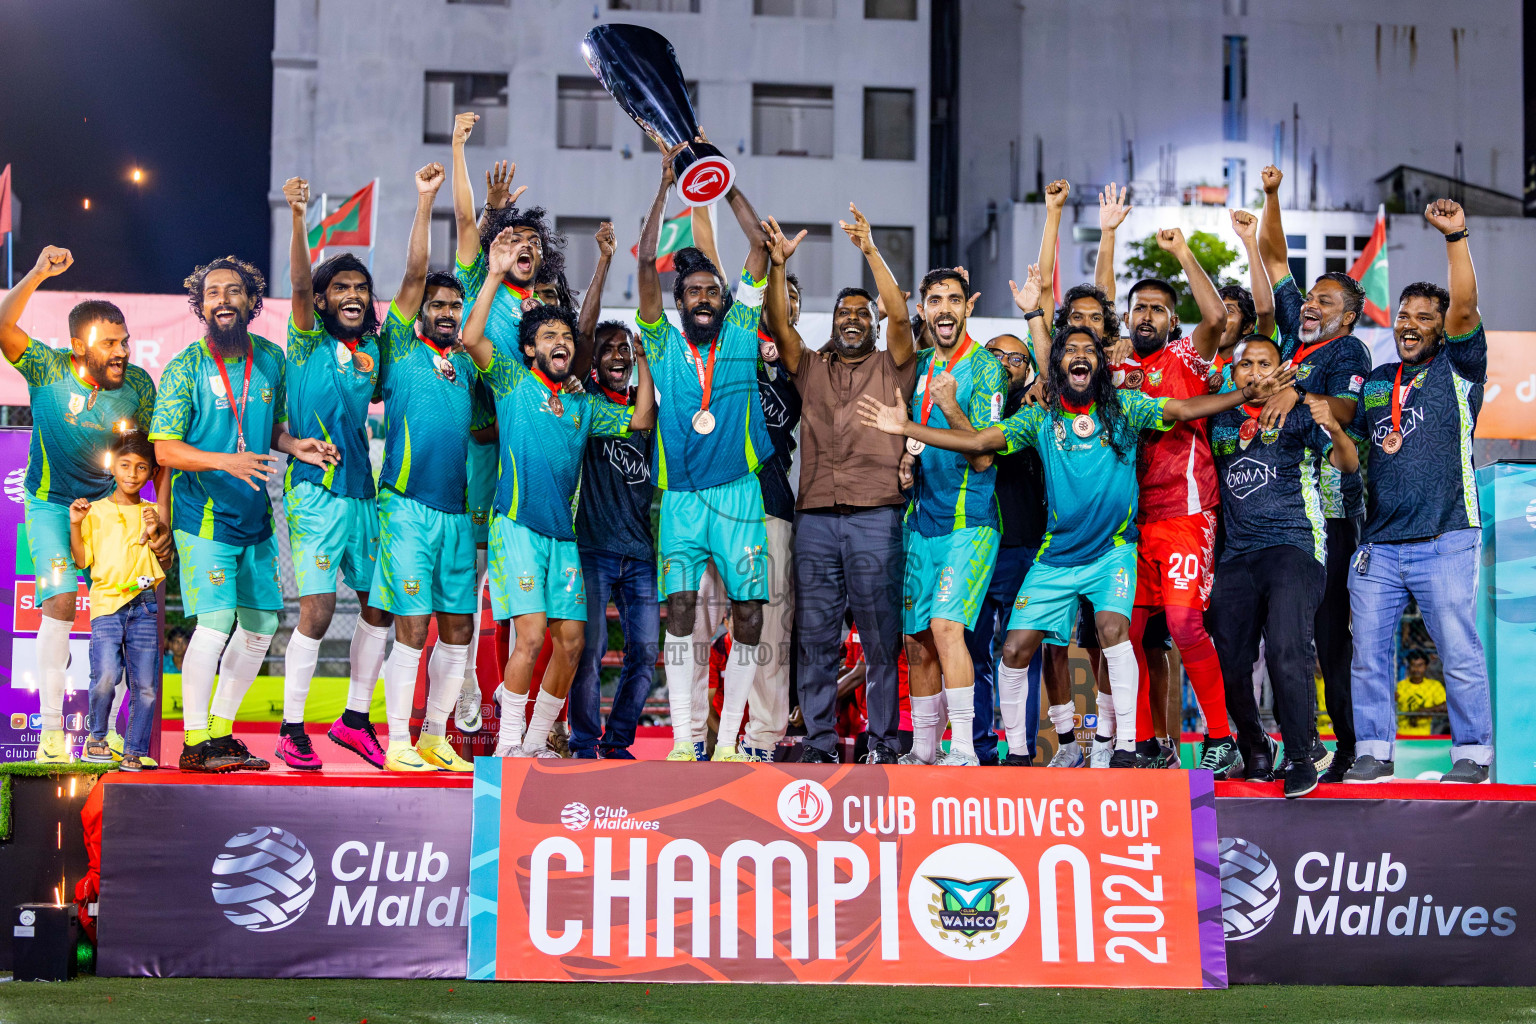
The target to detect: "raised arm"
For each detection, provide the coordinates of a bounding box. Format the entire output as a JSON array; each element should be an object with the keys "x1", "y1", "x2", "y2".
[
  {"x1": 723, "y1": 186, "x2": 769, "y2": 284},
  {"x1": 451, "y1": 112, "x2": 483, "y2": 268},
  {"x1": 629, "y1": 338, "x2": 656, "y2": 432},
  {"x1": 283, "y1": 177, "x2": 315, "y2": 329},
  {"x1": 463, "y1": 228, "x2": 515, "y2": 370},
  {"x1": 478, "y1": 160, "x2": 523, "y2": 236},
  {"x1": 842, "y1": 202, "x2": 914, "y2": 367},
  {"x1": 1230, "y1": 209, "x2": 1275, "y2": 338},
  {"x1": 1096, "y1": 183, "x2": 1130, "y2": 301},
  {"x1": 394, "y1": 162, "x2": 445, "y2": 319},
  {"x1": 1425, "y1": 199, "x2": 1479, "y2": 336},
  {"x1": 0, "y1": 246, "x2": 73, "y2": 363},
  {"x1": 574, "y1": 221, "x2": 616, "y2": 380},
  {"x1": 1009, "y1": 263, "x2": 1047, "y2": 370},
  {"x1": 1157, "y1": 227, "x2": 1227, "y2": 361},
  {"x1": 856, "y1": 391, "x2": 1006, "y2": 455},
  {"x1": 1257, "y1": 165, "x2": 1291, "y2": 287},
  {"x1": 762, "y1": 217, "x2": 808, "y2": 373},
  {"x1": 638, "y1": 142, "x2": 686, "y2": 325},
  {"x1": 1037, "y1": 179, "x2": 1068, "y2": 323},
  {"x1": 690, "y1": 204, "x2": 724, "y2": 279}
]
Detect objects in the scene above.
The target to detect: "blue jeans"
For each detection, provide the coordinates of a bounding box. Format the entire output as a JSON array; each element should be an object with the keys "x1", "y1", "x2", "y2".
[
  {"x1": 569, "y1": 549, "x2": 660, "y2": 756},
  {"x1": 966, "y1": 544, "x2": 1042, "y2": 761},
  {"x1": 1348, "y1": 528, "x2": 1492, "y2": 766},
  {"x1": 88, "y1": 593, "x2": 160, "y2": 758}
]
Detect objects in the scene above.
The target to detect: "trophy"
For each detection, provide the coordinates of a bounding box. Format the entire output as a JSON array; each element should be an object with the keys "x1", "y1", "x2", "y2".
[{"x1": 582, "y1": 24, "x2": 735, "y2": 207}]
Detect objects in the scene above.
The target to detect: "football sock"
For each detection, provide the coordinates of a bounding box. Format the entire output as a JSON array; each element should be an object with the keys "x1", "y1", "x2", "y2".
[{"x1": 282, "y1": 630, "x2": 323, "y2": 725}]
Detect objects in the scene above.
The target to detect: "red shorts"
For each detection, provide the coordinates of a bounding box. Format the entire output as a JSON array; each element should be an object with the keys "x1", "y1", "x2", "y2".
[{"x1": 1134, "y1": 510, "x2": 1217, "y2": 611}]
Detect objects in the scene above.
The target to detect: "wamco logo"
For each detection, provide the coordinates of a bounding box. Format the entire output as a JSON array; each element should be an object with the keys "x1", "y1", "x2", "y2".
[{"x1": 906, "y1": 843, "x2": 1027, "y2": 960}]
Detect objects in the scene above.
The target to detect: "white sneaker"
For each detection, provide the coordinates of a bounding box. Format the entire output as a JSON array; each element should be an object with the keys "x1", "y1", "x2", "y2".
[
  {"x1": 1089, "y1": 740, "x2": 1114, "y2": 768},
  {"x1": 1047, "y1": 741, "x2": 1085, "y2": 767},
  {"x1": 516, "y1": 744, "x2": 564, "y2": 759},
  {"x1": 897, "y1": 751, "x2": 934, "y2": 765},
  {"x1": 493, "y1": 741, "x2": 518, "y2": 758},
  {"x1": 938, "y1": 748, "x2": 980, "y2": 766},
  {"x1": 455, "y1": 681, "x2": 483, "y2": 734}
]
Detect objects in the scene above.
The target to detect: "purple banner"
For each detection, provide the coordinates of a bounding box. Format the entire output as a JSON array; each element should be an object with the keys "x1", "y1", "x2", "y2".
[{"x1": 98, "y1": 780, "x2": 471, "y2": 978}]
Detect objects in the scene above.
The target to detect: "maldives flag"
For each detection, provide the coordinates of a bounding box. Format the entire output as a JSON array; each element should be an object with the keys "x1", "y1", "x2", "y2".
[
  {"x1": 1348, "y1": 204, "x2": 1390, "y2": 327},
  {"x1": 308, "y1": 179, "x2": 375, "y2": 253},
  {"x1": 629, "y1": 210, "x2": 692, "y2": 273}
]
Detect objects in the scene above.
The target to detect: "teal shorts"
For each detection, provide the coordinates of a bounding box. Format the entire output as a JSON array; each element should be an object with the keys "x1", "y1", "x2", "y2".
[
  {"x1": 1010, "y1": 544, "x2": 1137, "y2": 645},
  {"x1": 369, "y1": 489, "x2": 477, "y2": 616},
  {"x1": 657, "y1": 474, "x2": 769, "y2": 602},
  {"x1": 174, "y1": 530, "x2": 284, "y2": 616},
  {"x1": 902, "y1": 524, "x2": 1000, "y2": 633},
  {"x1": 488, "y1": 516, "x2": 586, "y2": 621},
  {"x1": 284, "y1": 481, "x2": 379, "y2": 597},
  {"x1": 466, "y1": 440, "x2": 498, "y2": 546},
  {"x1": 24, "y1": 493, "x2": 84, "y2": 603}
]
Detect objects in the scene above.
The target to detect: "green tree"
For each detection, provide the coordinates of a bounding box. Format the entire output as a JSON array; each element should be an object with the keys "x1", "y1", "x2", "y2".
[{"x1": 1122, "y1": 230, "x2": 1242, "y2": 324}]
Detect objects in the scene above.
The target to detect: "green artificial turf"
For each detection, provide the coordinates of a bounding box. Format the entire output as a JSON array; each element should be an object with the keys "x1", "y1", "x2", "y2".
[
  {"x1": 2, "y1": 978, "x2": 1535, "y2": 1024},
  {"x1": 0, "y1": 761, "x2": 113, "y2": 841}
]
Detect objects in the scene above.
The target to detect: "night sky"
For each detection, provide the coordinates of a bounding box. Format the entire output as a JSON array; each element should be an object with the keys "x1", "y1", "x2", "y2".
[{"x1": 0, "y1": 2, "x2": 273, "y2": 293}]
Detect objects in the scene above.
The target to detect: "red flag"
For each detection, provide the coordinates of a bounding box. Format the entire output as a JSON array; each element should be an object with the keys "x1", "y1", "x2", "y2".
[
  {"x1": 0, "y1": 164, "x2": 12, "y2": 236},
  {"x1": 1346, "y1": 205, "x2": 1390, "y2": 327},
  {"x1": 308, "y1": 180, "x2": 375, "y2": 253}
]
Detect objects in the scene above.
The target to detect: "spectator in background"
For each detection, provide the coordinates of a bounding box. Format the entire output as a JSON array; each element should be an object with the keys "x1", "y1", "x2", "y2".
[
  {"x1": 1397, "y1": 650, "x2": 1447, "y2": 736},
  {"x1": 163, "y1": 627, "x2": 190, "y2": 675}
]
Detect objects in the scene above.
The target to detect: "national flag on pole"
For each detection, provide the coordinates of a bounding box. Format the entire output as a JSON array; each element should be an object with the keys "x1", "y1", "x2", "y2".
[
  {"x1": 1348, "y1": 204, "x2": 1390, "y2": 327},
  {"x1": 630, "y1": 210, "x2": 692, "y2": 273},
  {"x1": 308, "y1": 180, "x2": 375, "y2": 253},
  {"x1": 0, "y1": 164, "x2": 12, "y2": 236}
]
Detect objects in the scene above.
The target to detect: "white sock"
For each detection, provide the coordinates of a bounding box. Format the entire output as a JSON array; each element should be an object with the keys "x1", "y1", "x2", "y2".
[
  {"x1": 496, "y1": 687, "x2": 530, "y2": 750},
  {"x1": 716, "y1": 641, "x2": 762, "y2": 750},
  {"x1": 1094, "y1": 686, "x2": 1116, "y2": 741},
  {"x1": 180, "y1": 625, "x2": 230, "y2": 733},
  {"x1": 36, "y1": 616, "x2": 71, "y2": 731},
  {"x1": 946, "y1": 684, "x2": 976, "y2": 758},
  {"x1": 1102, "y1": 641, "x2": 1139, "y2": 751},
  {"x1": 110, "y1": 679, "x2": 127, "y2": 733},
  {"x1": 423, "y1": 641, "x2": 470, "y2": 736},
  {"x1": 464, "y1": 555, "x2": 488, "y2": 694},
  {"x1": 283, "y1": 631, "x2": 323, "y2": 724},
  {"x1": 210, "y1": 627, "x2": 274, "y2": 722},
  {"x1": 997, "y1": 663, "x2": 1031, "y2": 752},
  {"x1": 383, "y1": 642, "x2": 423, "y2": 746},
  {"x1": 663, "y1": 633, "x2": 695, "y2": 747},
  {"x1": 523, "y1": 689, "x2": 565, "y2": 751},
  {"x1": 348, "y1": 620, "x2": 389, "y2": 714},
  {"x1": 1048, "y1": 701, "x2": 1076, "y2": 742},
  {"x1": 909, "y1": 693, "x2": 944, "y2": 764}
]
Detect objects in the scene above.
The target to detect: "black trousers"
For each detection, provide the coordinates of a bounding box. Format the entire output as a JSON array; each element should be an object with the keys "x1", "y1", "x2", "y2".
[
  {"x1": 1316, "y1": 515, "x2": 1360, "y2": 757},
  {"x1": 1210, "y1": 545, "x2": 1325, "y2": 763}
]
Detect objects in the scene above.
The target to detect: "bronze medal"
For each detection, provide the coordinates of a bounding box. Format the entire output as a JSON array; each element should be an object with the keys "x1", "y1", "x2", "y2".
[
  {"x1": 354, "y1": 351, "x2": 374, "y2": 373},
  {"x1": 1239, "y1": 417, "x2": 1259, "y2": 442},
  {"x1": 1125, "y1": 369, "x2": 1145, "y2": 389},
  {"x1": 1071, "y1": 413, "x2": 1095, "y2": 438},
  {"x1": 1382, "y1": 429, "x2": 1403, "y2": 454},
  {"x1": 86, "y1": 390, "x2": 98, "y2": 411},
  {"x1": 905, "y1": 437, "x2": 925, "y2": 456},
  {"x1": 548, "y1": 394, "x2": 565, "y2": 418}
]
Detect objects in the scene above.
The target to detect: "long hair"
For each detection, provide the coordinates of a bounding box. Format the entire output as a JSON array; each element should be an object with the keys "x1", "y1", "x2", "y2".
[
  {"x1": 1052, "y1": 283, "x2": 1120, "y2": 341},
  {"x1": 1045, "y1": 325, "x2": 1136, "y2": 463},
  {"x1": 479, "y1": 204, "x2": 565, "y2": 281},
  {"x1": 184, "y1": 255, "x2": 266, "y2": 323},
  {"x1": 670, "y1": 246, "x2": 725, "y2": 304},
  {"x1": 312, "y1": 253, "x2": 380, "y2": 337}
]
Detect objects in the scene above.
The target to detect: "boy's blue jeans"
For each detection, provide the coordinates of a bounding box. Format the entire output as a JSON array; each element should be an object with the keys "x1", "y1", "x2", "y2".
[{"x1": 88, "y1": 592, "x2": 160, "y2": 758}]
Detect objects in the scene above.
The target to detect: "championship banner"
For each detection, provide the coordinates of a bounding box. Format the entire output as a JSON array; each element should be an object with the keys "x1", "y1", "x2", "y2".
[
  {"x1": 468, "y1": 761, "x2": 1227, "y2": 988},
  {"x1": 98, "y1": 780, "x2": 471, "y2": 978},
  {"x1": 1218, "y1": 797, "x2": 1536, "y2": 985}
]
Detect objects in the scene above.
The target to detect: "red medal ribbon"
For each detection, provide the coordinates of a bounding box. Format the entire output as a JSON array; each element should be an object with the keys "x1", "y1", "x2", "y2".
[
  {"x1": 1290, "y1": 332, "x2": 1347, "y2": 367},
  {"x1": 214, "y1": 350, "x2": 254, "y2": 451},
  {"x1": 416, "y1": 328, "x2": 452, "y2": 360},
  {"x1": 502, "y1": 281, "x2": 533, "y2": 304},
  {"x1": 593, "y1": 374, "x2": 631, "y2": 405},
  {"x1": 338, "y1": 337, "x2": 359, "y2": 354},
  {"x1": 919, "y1": 333, "x2": 975, "y2": 425},
  {"x1": 529, "y1": 366, "x2": 562, "y2": 395},
  {"x1": 1061, "y1": 398, "x2": 1095, "y2": 416},
  {"x1": 685, "y1": 336, "x2": 719, "y2": 415},
  {"x1": 70, "y1": 356, "x2": 102, "y2": 392},
  {"x1": 1240, "y1": 403, "x2": 1264, "y2": 419},
  {"x1": 1390, "y1": 356, "x2": 1434, "y2": 437}
]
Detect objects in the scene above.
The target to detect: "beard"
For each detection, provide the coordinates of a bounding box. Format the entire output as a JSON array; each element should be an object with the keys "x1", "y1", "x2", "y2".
[
  {"x1": 206, "y1": 308, "x2": 252, "y2": 360},
  {"x1": 534, "y1": 348, "x2": 572, "y2": 384},
  {"x1": 830, "y1": 326, "x2": 875, "y2": 359},
  {"x1": 681, "y1": 303, "x2": 726, "y2": 349},
  {"x1": 80, "y1": 351, "x2": 126, "y2": 391},
  {"x1": 318, "y1": 304, "x2": 367, "y2": 342},
  {"x1": 1131, "y1": 328, "x2": 1166, "y2": 358}
]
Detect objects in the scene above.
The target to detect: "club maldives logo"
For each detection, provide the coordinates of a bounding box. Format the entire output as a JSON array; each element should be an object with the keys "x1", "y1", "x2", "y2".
[
  {"x1": 907, "y1": 843, "x2": 1027, "y2": 960},
  {"x1": 4, "y1": 467, "x2": 24, "y2": 504},
  {"x1": 776, "y1": 779, "x2": 832, "y2": 833},
  {"x1": 1218, "y1": 836, "x2": 1281, "y2": 940},
  {"x1": 211, "y1": 827, "x2": 317, "y2": 933},
  {"x1": 561, "y1": 801, "x2": 592, "y2": 831}
]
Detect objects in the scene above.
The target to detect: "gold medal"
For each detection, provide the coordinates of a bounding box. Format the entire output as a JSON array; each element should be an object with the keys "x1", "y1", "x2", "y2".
[
  {"x1": 906, "y1": 437, "x2": 926, "y2": 456},
  {"x1": 693, "y1": 409, "x2": 716, "y2": 434},
  {"x1": 1071, "y1": 413, "x2": 1095, "y2": 438},
  {"x1": 1381, "y1": 429, "x2": 1403, "y2": 454}
]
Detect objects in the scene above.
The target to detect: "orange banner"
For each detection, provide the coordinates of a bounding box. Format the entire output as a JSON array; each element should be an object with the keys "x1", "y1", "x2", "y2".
[
  {"x1": 1475, "y1": 331, "x2": 1536, "y2": 441},
  {"x1": 466, "y1": 761, "x2": 1226, "y2": 988}
]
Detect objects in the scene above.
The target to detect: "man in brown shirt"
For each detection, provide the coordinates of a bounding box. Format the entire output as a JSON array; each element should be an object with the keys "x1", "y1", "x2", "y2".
[{"x1": 763, "y1": 205, "x2": 916, "y2": 763}]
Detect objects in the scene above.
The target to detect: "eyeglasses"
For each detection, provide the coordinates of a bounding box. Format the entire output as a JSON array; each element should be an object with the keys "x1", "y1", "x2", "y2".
[{"x1": 988, "y1": 350, "x2": 1031, "y2": 368}]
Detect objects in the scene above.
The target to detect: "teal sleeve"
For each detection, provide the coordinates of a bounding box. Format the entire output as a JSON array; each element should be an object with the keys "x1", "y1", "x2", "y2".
[
  {"x1": 147, "y1": 355, "x2": 194, "y2": 441},
  {"x1": 8, "y1": 338, "x2": 70, "y2": 387},
  {"x1": 588, "y1": 394, "x2": 634, "y2": 438},
  {"x1": 969, "y1": 353, "x2": 1007, "y2": 428},
  {"x1": 272, "y1": 347, "x2": 289, "y2": 426},
  {"x1": 128, "y1": 367, "x2": 156, "y2": 430},
  {"x1": 286, "y1": 314, "x2": 325, "y2": 364},
  {"x1": 477, "y1": 339, "x2": 529, "y2": 397},
  {"x1": 998, "y1": 406, "x2": 1043, "y2": 455},
  {"x1": 1124, "y1": 390, "x2": 1173, "y2": 432},
  {"x1": 637, "y1": 314, "x2": 674, "y2": 365},
  {"x1": 455, "y1": 248, "x2": 489, "y2": 303}
]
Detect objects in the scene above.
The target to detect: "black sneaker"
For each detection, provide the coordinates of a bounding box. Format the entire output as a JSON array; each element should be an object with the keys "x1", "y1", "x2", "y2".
[
  {"x1": 1243, "y1": 733, "x2": 1278, "y2": 782},
  {"x1": 1284, "y1": 759, "x2": 1319, "y2": 798},
  {"x1": 799, "y1": 744, "x2": 839, "y2": 764},
  {"x1": 1342, "y1": 754, "x2": 1394, "y2": 783},
  {"x1": 861, "y1": 743, "x2": 898, "y2": 765},
  {"x1": 1155, "y1": 740, "x2": 1182, "y2": 769},
  {"x1": 212, "y1": 735, "x2": 270, "y2": 771},
  {"x1": 1319, "y1": 752, "x2": 1353, "y2": 784},
  {"x1": 179, "y1": 738, "x2": 244, "y2": 773},
  {"x1": 1108, "y1": 749, "x2": 1139, "y2": 769},
  {"x1": 1002, "y1": 752, "x2": 1034, "y2": 766},
  {"x1": 1441, "y1": 758, "x2": 1490, "y2": 784},
  {"x1": 1197, "y1": 737, "x2": 1242, "y2": 780},
  {"x1": 1309, "y1": 737, "x2": 1334, "y2": 773}
]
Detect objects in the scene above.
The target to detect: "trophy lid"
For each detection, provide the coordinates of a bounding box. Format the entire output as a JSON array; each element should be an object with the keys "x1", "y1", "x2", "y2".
[{"x1": 582, "y1": 24, "x2": 702, "y2": 149}]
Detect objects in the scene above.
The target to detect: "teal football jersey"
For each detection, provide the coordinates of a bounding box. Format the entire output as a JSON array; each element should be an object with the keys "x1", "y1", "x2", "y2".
[
  {"x1": 148, "y1": 335, "x2": 287, "y2": 545},
  {"x1": 375, "y1": 303, "x2": 477, "y2": 514},
  {"x1": 906, "y1": 340, "x2": 1007, "y2": 537},
  {"x1": 456, "y1": 248, "x2": 532, "y2": 352},
  {"x1": 283, "y1": 315, "x2": 380, "y2": 499},
  {"x1": 8, "y1": 340, "x2": 155, "y2": 504},
  {"x1": 638, "y1": 269, "x2": 772, "y2": 492},
  {"x1": 477, "y1": 341, "x2": 632, "y2": 541}
]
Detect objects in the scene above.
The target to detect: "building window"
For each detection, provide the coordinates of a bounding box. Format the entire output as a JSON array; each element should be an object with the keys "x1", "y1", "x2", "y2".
[
  {"x1": 557, "y1": 77, "x2": 613, "y2": 151},
  {"x1": 1288, "y1": 257, "x2": 1307, "y2": 286},
  {"x1": 1325, "y1": 257, "x2": 1347, "y2": 274},
  {"x1": 775, "y1": 223, "x2": 833, "y2": 298},
  {"x1": 424, "y1": 72, "x2": 508, "y2": 146},
  {"x1": 1223, "y1": 158, "x2": 1246, "y2": 207},
  {"x1": 1222, "y1": 35, "x2": 1247, "y2": 142},
  {"x1": 865, "y1": 0, "x2": 917, "y2": 18},
  {"x1": 429, "y1": 211, "x2": 455, "y2": 272},
  {"x1": 861, "y1": 226, "x2": 914, "y2": 299},
  {"x1": 448, "y1": 0, "x2": 508, "y2": 5},
  {"x1": 556, "y1": 217, "x2": 611, "y2": 295},
  {"x1": 608, "y1": 0, "x2": 699, "y2": 10},
  {"x1": 755, "y1": 0, "x2": 835, "y2": 15},
  {"x1": 642, "y1": 81, "x2": 699, "y2": 151},
  {"x1": 863, "y1": 88, "x2": 916, "y2": 161},
  {"x1": 753, "y1": 84, "x2": 834, "y2": 159}
]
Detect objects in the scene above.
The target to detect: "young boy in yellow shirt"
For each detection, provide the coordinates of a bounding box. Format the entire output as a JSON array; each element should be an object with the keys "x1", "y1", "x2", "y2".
[{"x1": 72, "y1": 431, "x2": 166, "y2": 771}]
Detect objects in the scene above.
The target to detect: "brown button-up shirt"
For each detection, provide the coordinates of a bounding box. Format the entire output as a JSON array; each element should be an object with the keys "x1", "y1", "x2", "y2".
[{"x1": 793, "y1": 347, "x2": 918, "y2": 511}]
